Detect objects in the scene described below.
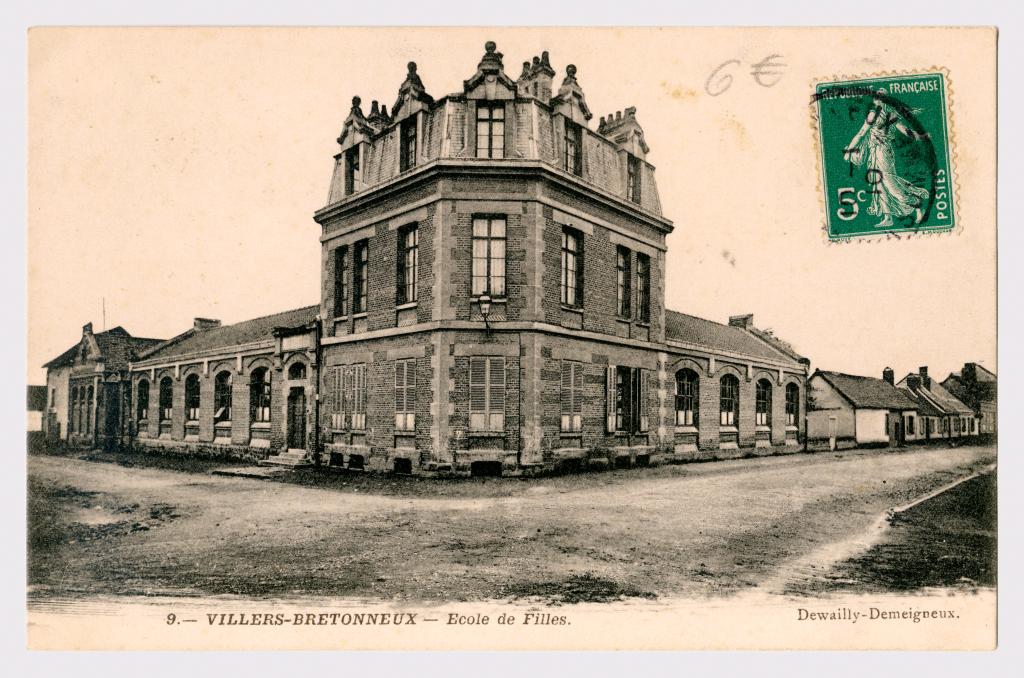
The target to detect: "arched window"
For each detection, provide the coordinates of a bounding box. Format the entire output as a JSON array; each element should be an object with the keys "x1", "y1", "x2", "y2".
[
  {"x1": 675, "y1": 369, "x2": 699, "y2": 427},
  {"x1": 85, "y1": 385, "x2": 94, "y2": 433},
  {"x1": 288, "y1": 362, "x2": 307, "y2": 380},
  {"x1": 214, "y1": 371, "x2": 232, "y2": 423},
  {"x1": 159, "y1": 377, "x2": 173, "y2": 421},
  {"x1": 785, "y1": 383, "x2": 800, "y2": 426},
  {"x1": 720, "y1": 374, "x2": 739, "y2": 427},
  {"x1": 70, "y1": 386, "x2": 79, "y2": 433},
  {"x1": 755, "y1": 379, "x2": 772, "y2": 427},
  {"x1": 184, "y1": 374, "x2": 201, "y2": 422},
  {"x1": 250, "y1": 367, "x2": 271, "y2": 423},
  {"x1": 137, "y1": 380, "x2": 150, "y2": 421}
]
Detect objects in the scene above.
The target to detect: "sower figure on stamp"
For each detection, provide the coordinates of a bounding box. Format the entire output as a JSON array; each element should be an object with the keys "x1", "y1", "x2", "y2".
[{"x1": 843, "y1": 89, "x2": 930, "y2": 228}]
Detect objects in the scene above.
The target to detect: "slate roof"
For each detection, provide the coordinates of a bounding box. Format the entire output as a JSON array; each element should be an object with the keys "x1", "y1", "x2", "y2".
[
  {"x1": 664, "y1": 310, "x2": 802, "y2": 365},
  {"x1": 920, "y1": 379, "x2": 975, "y2": 416},
  {"x1": 140, "y1": 305, "x2": 319, "y2": 362},
  {"x1": 42, "y1": 327, "x2": 164, "y2": 370},
  {"x1": 815, "y1": 370, "x2": 920, "y2": 410}
]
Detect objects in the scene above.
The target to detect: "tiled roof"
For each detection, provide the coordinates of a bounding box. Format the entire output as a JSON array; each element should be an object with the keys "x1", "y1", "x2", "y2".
[
  {"x1": 140, "y1": 305, "x2": 319, "y2": 362},
  {"x1": 42, "y1": 326, "x2": 164, "y2": 370},
  {"x1": 664, "y1": 310, "x2": 801, "y2": 364},
  {"x1": 923, "y1": 380, "x2": 975, "y2": 416},
  {"x1": 815, "y1": 371, "x2": 920, "y2": 410},
  {"x1": 898, "y1": 387, "x2": 944, "y2": 417}
]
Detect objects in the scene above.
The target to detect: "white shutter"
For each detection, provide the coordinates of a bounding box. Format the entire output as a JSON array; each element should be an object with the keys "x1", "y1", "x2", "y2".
[
  {"x1": 639, "y1": 369, "x2": 649, "y2": 432},
  {"x1": 489, "y1": 357, "x2": 505, "y2": 430}
]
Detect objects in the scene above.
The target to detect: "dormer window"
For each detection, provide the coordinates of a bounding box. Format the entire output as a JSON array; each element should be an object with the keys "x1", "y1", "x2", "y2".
[
  {"x1": 400, "y1": 117, "x2": 417, "y2": 172},
  {"x1": 563, "y1": 121, "x2": 583, "y2": 176},
  {"x1": 627, "y1": 154, "x2": 642, "y2": 204},
  {"x1": 344, "y1": 146, "x2": 361, "y2": 195},
  {"x1": 476, "y1": 103, "x2": 505, "y2": 159}
]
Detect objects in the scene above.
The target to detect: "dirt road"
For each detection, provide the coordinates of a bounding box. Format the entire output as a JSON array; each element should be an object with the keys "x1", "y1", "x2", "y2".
[{"x1": 28, "y1": 445, "x2": 995, "y2": 603}]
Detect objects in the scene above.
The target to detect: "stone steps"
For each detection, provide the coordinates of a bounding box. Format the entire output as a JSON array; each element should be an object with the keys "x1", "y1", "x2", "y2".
[{"x1": 257, "y1": 449, "x2": 312, "y2": 468}]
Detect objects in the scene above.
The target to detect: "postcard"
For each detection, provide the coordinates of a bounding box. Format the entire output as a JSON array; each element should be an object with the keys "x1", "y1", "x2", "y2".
[{"x1": 26, "y1": 26, "x2": 997, "y2": 651}]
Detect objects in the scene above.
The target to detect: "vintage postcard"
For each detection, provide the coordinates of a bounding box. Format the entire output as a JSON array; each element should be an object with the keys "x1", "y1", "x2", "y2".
[{"x1": 26, "y1": 27, "x2": 997, "y2": 651}]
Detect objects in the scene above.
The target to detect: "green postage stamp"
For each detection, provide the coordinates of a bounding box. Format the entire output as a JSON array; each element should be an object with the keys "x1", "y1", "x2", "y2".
[{"x1": 814, "y1": 72, "x2": 956, "y2": 240}]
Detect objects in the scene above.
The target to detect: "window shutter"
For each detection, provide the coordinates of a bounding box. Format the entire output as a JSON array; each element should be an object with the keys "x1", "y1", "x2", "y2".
[
  {"x1": 395, "y1": 361, "x2": 406, "y2": 414},
  {"x1": 606, "y1": 365, "x2": 616, "y2": 432},
  {"x1": 639, "y1": 369, "x2": 649, "y2": 432},
  {"x1": 356, "y1": 364, "x2": 366, "y2": 415},
  {"x1": 342, "y1": 367, "x2": 352, "y2": 428},
  {"x1": 573, "y1": 362, "x2": 584, "y2": 415},
  {"x1": 560, "y1": 361, "x2": 572, "y2": 416},
  {"x1": 406, "y1": 360, "x2": 416, "y2": 415},
  {"x1": 469, "y1": 357, "x2": 487, "y2": 414},
  {"x1": 489, "y1": 357, "x2": 506, "y2": 413},
  {"x1": 577, "y1": 234, "x2": 585, "y2": 307}
]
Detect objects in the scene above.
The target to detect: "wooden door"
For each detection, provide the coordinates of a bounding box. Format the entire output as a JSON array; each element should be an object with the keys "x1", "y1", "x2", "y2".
[{"x1": 287, "y1": 388, "x2": 306, "y2": 450}]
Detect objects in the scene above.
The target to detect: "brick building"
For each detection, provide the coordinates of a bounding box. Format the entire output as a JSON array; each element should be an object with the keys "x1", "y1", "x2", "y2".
[
  {"x1": 42, "y1": 323, "x2": 164, "y2": 447},
  {"x1": 67, "y1": 41, "x2": 809, "y2": 475},
  {"x1": 941, "y1": 362, "x2": 997, "y2": 435}
]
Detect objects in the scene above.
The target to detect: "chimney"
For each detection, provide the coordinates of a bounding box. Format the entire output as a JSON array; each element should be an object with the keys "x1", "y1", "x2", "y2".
[
  {"x1": 907, "y1": 374, "x2": 921, "y2": 391},
  {"x1": 963, "y1": 362, "x2": 977, "y2": 383},
  {"x1": 728, "y1": 314, "x2": 754, "y2": 329},
  {"x1": 82, "y1": 322, "x2": 93, "y2": 336},
  {"x1": 919, "y1": 366, "x2": 931, "y2": 389},
  {"x1": 882, "y1": 367, "x2": 894, "y2": 385},
  {"x1": 193, "y1": 318, "x2": 222, "y2": 331}
]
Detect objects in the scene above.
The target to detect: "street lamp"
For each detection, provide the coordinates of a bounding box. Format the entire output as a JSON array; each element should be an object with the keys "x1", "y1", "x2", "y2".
[{"x1": 478, "y1": 293, "x2": 492, "y2": 336}]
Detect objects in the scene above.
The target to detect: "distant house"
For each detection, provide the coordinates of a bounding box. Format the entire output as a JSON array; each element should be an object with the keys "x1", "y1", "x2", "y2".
[
  {"x1": 807, "y1": 368, "x2": 919, "y2": 449},
  {"x1": 42, "y1": 323, "x2": 165, "y2": 447},
  {"x1": 942, "y1": 363, "x2": 997, "y2": 435},
  {"x1": 897, "y1": 366, "x2": 977, "y2": 439},
  {"x1": 27, "y1": 385, "x2": 46, "y2": 432}
]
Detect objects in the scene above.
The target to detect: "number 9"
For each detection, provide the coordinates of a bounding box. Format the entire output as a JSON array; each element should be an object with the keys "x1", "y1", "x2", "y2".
[{"x1": 166, "y1": 613, "x2": 176, "y2": 625}]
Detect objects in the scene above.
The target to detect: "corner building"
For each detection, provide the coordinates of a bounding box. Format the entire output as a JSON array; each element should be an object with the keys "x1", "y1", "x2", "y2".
[{"x1": 315, "y1": 42, "x2": 809, "y2": 476}]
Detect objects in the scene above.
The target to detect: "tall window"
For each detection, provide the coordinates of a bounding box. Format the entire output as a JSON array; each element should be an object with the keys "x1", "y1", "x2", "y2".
[
  {"x1": 608, "y1": 365, "x2": 647, "y2": 433},
  {"x1": 395, "y1": 359, "x2": 416, "y2": 431},
  {"x1": 344, "y1": 146, "x2": 360, "y2": 195},
  {"x1": 472, "y1": 216, "x2": 506, "y2": 297},
  {"x1": 136, "y1": 380, "x2": 149, "y2": 422},
  {"x1": 755, "y1": 379, "x2": 772, "y2": 427},
  {"x1": 86, "y1": 386, "x2": 94, "y2": 433},
  {"x1": 214, "y1": 371, "x2": 232, "y2": 423},
  {"x1": 469, "y1": 356, "x2": 505, "y2": 431},
  {"x1": 352, "y1": 239, "x2": 368, "y2": 314},
  {"x1": 70, "y1": 386, "x2": 78, "y2": 433},
  {"x1": 636, "y1": 252, "x2": 651, "y2": 323},
  {"x1": 185, "y1": 374, "x2": 200, "y2": 422},
  {"x1": 675, "y1": 369, "x2": 699, "y2": 427},
  {"x1": 720, "y1": 374, "x2": 739, "y2": 427},
  {"x1": 330, "y1": 364, "x2": 366, "y2": 430},
  {"x1": 560, "y1": 227, "x2": 583, "y2": 307},
  {"x1": 400, "y1": 116, "x2": 417, "y2": 172},
  {"x1": 627, "y1": 154, "x2": 642, "y2": 204},
  {"x1": 333, "y1": 246, "x2": 349, "y2": 317},
  {"x1": 159, "y1": 377, "x2": 173, "y2": 422},
  {"x1": 250, "y1": 368, "x2": 271, "y2": 424},
  {"x1": 397, "y1": 224, "x2": 419, "y2": 304},
  {"x1": 785, "y1": 382, "x2": 799, "y2": 426},
  {"x1": 563, "y1": 120, "x2": 582, "y2": 175},
  {"x1": 616, "y1": 246, "x2": 631, "y2": 318},
  {"x1": 475, "y1": 103, "x2": 505, "y2": 159},
  {"x1": 560, "y1": 360, "x2": 584, "y2": 432}
]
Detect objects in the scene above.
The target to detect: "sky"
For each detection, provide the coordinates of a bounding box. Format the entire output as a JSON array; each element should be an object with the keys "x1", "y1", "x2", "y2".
[{"x1": 27, "y1": 27, "x2": 996, "y2": 386}]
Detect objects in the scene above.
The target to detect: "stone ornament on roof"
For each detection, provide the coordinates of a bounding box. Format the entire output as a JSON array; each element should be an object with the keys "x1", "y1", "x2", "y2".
[
  {"x1": 336, "y1": 96, "x2": 376, "y2": 149},
  {"x1": 598, "y1": 106, "x2": 650, "y2": 157},
  {"x1": 464, "y1": 41, "x2": 517, "y2": 98},
  {"x1": 392, "y1": 61, "x2": 434, "y2": 121},
  {"x1": 551, "y1": 64, "x2": 593, "y2": 124}
]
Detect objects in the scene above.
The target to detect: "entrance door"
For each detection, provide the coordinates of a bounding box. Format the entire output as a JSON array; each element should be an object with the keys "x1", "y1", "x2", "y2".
[{"x1": 287, "y1": 388, "x2": 306, "y2": 450}]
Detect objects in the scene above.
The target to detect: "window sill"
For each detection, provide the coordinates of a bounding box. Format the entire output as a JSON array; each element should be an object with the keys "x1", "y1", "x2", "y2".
[
  {"x1": 559, "y1": 430, "x2": 583, "y2": 437},
  {"x1": 186, "y1": 420, "x2": 199, "y2": 426},
  {"x1": 560, "y1": 305, "x2": 583, "y2": 314},
  {"x1": 635, "y1": 320, "x2": 651, "y2": 328},
  {"x1": 467, "y1": 430, "x2": 505, "y2": 437},
  {"x1": 719, "y1": 426, "x2": 738, "y2": 433},
  {"x1": 395, "y1": 301, "x2": 418, "y2": 311},
  {"x1": 250, "y1": 422, "x2": 271, "y2": 431},
  {"x1": 351, "y1": 312, "x2": 368, "y2": 319},
  {"x1": 674, "y1": 425, "x2": 698, "y2": 434},
  {"x1": 215, "y1": 421, "x2": 232, "y2": 428},
  {"x1": 472, "y1": 296, "x2": 507, "y2": 304},
  {"x1": 755, "y1": 425, "x2": 771, "y2": 432},
  {"x1": 332, "y1": 315, "x2": 349, "y2": 323},
  {"x1": 786, "y1": 425, "x2": 798, "y2": 431}
]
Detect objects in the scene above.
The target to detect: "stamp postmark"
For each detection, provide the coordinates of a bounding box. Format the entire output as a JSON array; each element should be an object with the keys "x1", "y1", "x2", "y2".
[{"x1": 814, "y1": 72, "x2": 956, "y2": 240}]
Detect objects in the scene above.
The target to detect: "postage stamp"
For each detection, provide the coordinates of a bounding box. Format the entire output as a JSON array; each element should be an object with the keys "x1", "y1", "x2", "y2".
[{"x1": 814, "y1": 72, "x2": 956, "y2": 240}]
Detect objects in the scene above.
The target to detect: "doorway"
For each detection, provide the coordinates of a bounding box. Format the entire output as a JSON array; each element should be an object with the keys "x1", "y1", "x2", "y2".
[{"x1": 287, "y1": 387, "x2": 306, "y2": 450}]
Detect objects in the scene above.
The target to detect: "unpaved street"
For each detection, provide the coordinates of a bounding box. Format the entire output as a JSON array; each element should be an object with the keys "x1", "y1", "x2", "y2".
[{"x1": 28, "y1": 445, "x2": 995, "y2": 603}]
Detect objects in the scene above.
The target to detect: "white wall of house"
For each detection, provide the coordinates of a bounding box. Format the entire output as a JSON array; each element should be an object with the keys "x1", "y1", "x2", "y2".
[
  {"x1": 854, "y1": 409, "x2": 889, "y2": 444},
  {"x1": 45, "y1": 366, "x2": 70, "y2": 439},
  {"x1": 807, "y1": 375, "x2": 855, "y2": 445}
]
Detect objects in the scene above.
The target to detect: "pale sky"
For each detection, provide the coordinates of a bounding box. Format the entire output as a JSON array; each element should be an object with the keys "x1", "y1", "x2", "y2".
[{"x1": 27, "y1": 27, "x2": 996, "y2": 385}]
